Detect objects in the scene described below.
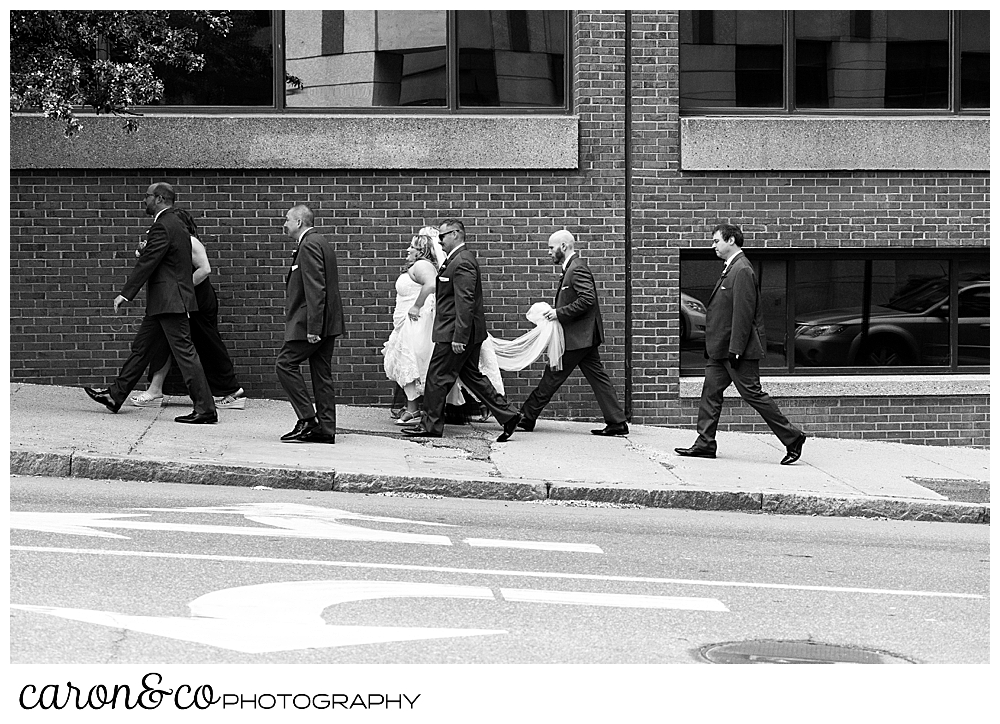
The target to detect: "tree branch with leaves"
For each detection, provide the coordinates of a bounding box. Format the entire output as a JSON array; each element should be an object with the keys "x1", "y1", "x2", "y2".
[{"x1": 10, "y1": 10, "x2": 231, "y2": 136}]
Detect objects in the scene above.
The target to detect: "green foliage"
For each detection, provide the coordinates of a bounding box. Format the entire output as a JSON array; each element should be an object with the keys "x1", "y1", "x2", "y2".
[{"x1": 10, "y1": 10, "x2": 231, "y2": 136}]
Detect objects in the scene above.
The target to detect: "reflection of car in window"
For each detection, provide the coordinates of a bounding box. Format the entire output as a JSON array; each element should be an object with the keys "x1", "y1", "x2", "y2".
[
  {"x1": 680, "y1": 292, "x2": 706, "y2": 342},
  {"x1": 794, "y1": 280, "x2": 989, "y2": 367}
]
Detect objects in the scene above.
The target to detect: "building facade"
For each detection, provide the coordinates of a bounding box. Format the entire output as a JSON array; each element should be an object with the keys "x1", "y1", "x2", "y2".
[{"x1": 10, "y1": 10, "x2": 989, "y2": 446}]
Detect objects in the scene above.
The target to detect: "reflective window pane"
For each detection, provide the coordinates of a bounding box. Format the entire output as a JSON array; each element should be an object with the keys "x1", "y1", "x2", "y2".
[
  {"x1": 956, "y1": 260, "x2": 990, "y2": 364},
  {"x1": 680, "y1": 10, "x2": 783, "y2": 108},
  {"x1": 793, "y1": 259, "x2": 867, "y2": 367},
  {"x1": 795, "y1": 10, "x2": 948, "y2": 109},
  {"x1": 678, "y1": 257, "x2": 787, "y2": 369},
  {"x1": 960, "y1": 10, "x2": 990, "y2": 109},
  {"x1": 285, "y1": 10, "x2": 446, "y2": 107},
  {"x1": 155, "y1": 11, "x2": 274, "y2": 106},
  {"x1": 456, "y1": 10, "x2": 565, "y2": 107}
]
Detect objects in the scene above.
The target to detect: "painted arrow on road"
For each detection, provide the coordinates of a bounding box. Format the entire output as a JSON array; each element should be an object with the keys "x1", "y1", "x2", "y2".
[
  {"x1": 11, "y1": 579, "x2": 727, "y2": 653},
  {"x1": 12, "y1": 581, "x2": 505, "y2": 653},
  {"x1": 11, "y1": 503, "x2": 603, "y2": 552}
]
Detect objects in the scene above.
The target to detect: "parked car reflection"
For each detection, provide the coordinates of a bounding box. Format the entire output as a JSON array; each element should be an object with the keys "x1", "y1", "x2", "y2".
[
  {"x1": 680, "y1": 292, "x2": 707, "y2": 342},
  {"x1": 794, "y1": 280, "x2": 989, "y2": 367}
]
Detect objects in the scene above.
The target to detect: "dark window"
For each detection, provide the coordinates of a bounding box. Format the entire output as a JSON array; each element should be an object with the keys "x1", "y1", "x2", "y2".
[
  {"x1": 961, "y1": 11, "x2": 990, "y2": 109},
  {"x1": 681, "y1": 10, "x2": 988, "y2": 113},
  {"x1": 153, "y1": 10, "x2": 274, "y2": 106},
  {"x1": 456, "y1": 10, "x2": 566, "y2": 108},
  {"x1": 146, "y1": 10, "x2": 568, "y2": 112},
  {"x1": 679, "y1": 10, "x2": 783, "y2": 109},
  {"x1": 680, "y1": 250, "x2": 989, "y2": 374}
]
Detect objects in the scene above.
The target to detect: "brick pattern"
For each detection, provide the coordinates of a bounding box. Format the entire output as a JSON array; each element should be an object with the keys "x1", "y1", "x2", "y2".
[
  {"x1": 8, "y1": 11, "x2": 990, "y2": 446},
  {"x1": 675, "y1": 396, "x2": 990, "y2": 448}
]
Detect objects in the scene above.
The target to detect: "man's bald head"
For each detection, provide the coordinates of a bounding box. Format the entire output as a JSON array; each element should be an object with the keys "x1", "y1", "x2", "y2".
[{"x1": 547, "y1": 229, "x2": 577, "y2": 265}]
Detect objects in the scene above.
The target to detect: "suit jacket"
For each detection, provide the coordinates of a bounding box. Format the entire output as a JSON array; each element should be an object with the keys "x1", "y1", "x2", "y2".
[
  {"x1": 433, "y1": 246, "x2": 487, "y2": 346},
  {"x1": 704, "y1": 252, "x2": 766, "y2": 360},
  {"x1": 284, "y1": 229, "x2": 345, "y2": 342},
  {"x1": 120, "y1": 207, "x2": 198, "y2": 316},
  {"x1": 554, "y1": 254, "x2": 605, "y2": 351}
]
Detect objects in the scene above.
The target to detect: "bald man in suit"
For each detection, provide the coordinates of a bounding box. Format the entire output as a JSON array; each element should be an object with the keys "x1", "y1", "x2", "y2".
[{"x1": 517, "y1": 230, "x2": 628, "y2": 436}]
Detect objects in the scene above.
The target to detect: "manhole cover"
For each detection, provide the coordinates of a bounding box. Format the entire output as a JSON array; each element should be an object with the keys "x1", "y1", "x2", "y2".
[{"x1": 699, "y1": 640, "x2": 912, "y2": 664}]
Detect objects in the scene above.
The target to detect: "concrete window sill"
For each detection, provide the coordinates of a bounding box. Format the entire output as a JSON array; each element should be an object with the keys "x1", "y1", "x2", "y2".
[
  {"x1": 678, "y1": 374, "x2": 990, "y2": 399},
  {"x1": 11, "y1": 113, "x2": 580, "y2": 170}
]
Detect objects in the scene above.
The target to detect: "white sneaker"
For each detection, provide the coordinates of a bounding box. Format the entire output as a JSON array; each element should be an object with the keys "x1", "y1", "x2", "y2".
[{"x1": 215, "y1": 388, "x2": 246, "y2": 410}]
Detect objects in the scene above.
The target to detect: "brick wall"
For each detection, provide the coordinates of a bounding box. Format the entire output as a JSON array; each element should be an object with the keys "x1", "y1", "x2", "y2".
[
  {"x1": 676, "y1": 396, "x2": 990, "y2": 447},
  {"x1": 8, "y1": 10, "x2": 990, "y2": 446}
]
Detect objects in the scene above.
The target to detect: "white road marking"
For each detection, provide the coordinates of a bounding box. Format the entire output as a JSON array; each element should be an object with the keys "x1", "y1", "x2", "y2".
[
  {"x1": 501, "y1": 588, "x2": 728, "y2": 611},
  {"x1": 11, "y1": 581, "x2": 505, "y2": 654},
  {"x1": 464, "y1": 538, "x2": 603, "y2": 553},
  {"x1": 11, "y1": 545, "x2": 985, "y2": 599},
  {"x1": 10, "y1": 512, "x2": 453, "y2": 545},
  {"x1": 12, "y1": 504, "x2": 601, "y2": 552}
]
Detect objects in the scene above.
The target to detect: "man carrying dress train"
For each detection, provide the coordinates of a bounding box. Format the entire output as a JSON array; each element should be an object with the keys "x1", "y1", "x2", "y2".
[
  {"x1": 516, "y1": 229, "x2": 628, "y2": 436},
  {"x1": 402, "y1": 219, "x2": 522, "y2": 442}
]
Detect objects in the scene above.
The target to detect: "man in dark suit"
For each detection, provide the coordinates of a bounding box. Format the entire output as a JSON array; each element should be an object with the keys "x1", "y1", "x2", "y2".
[
  {"x1": 275, "y1": 204, "x2": 345, "y2": 444},
  {"x1": 402, "y1": 219, "x2": 521, "y2": 442},
  {"x1": 517, "y1": 230, "x2": 628, "y2": 436},
  {"x1": 675, "y1": 223, "x2": 806, "y2": 464},
  {"x1": 84, "y1": 182, "x2": 217, "y2": 424}
]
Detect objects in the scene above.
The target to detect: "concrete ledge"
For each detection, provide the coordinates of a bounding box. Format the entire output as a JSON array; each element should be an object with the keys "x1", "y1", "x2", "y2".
[
  {"x1": 679, "y1": 374, "x2": 990, "y2": 399},
  {"x1": 335, "y1": 473, "x2": 547, "y2": 501},
  {"x1": 69, "y1": 453, "x2": 334, "y2": 491},
  {"x1": 10, "y1": 449, "x2": 72, "y2": 478},
  {"x1": 11, "y1": 113, "x2": 580, "y2": 170},
  {"x1": 681, "y1": 116, "x2": 989, "y2": 171},
  {"x1": 762, "y1": 493, "x2": 987, "y2": 524},
  {"x1": 9, "y1": 449, "x2": 989, "y2": 524}
]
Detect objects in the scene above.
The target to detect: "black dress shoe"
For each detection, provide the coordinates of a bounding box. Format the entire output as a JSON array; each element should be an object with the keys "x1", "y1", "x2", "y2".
[
  {"x1": 402, "y1": 427, "x2": 442, "y2": 438},
  {"x1": 592, "y1": 422, "x2": 629, "y2": 436},
  {"x1": 281, "y1": 417, "x2": 318, "y2": 441},
  {"x1": 780, "y1": 434, "x2": 807, "y2": 465},
  {"x1": 496, "y1": 413, "x2": 521, "y2": 442},
  {"x1": 674, "y1": 446, "x2": 716, "y2": 459},
  {"x1": 516, "y1": 417, "x2": 535, "y2": 432},
  {"x1": 84, "y1": 387, "x2": 122, "y2": 413},
  {"x1": 175, "y1": 410, "x2": 218, "y2": 424},
  {"x1": 299, "y1": 428, "x2": 336, "y2": 444}
]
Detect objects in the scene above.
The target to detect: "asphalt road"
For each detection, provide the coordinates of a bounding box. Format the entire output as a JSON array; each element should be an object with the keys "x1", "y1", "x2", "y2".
[{"x1": 10, "y1": 476, "x2": 990, "y2": 665}]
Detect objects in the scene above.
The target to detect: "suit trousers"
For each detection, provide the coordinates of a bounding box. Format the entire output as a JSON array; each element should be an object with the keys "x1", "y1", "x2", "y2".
[
  {"x1": 109, "y1": 313, "x2": 216, "y2": 414},
  {"x1": 520, "y1": 344, "x2": 626, "y2": 424},
  {"x1": 275, "y1": 337, "x2": 338, "y2": 435},
  {"x1": 421, "y1": 340, "x2": 517, "y2": 436},
  {"x1": 146, "y1": 282, "x2": 239, "y2": 396},
  {"x1": 695, "y1": 357, "x2": 801, "y2": 452}
]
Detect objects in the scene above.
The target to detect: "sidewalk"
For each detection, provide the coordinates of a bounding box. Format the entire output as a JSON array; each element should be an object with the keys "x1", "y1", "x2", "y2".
[{"x1": 9, "y1": 383, "x2": 989, "y2": 524}]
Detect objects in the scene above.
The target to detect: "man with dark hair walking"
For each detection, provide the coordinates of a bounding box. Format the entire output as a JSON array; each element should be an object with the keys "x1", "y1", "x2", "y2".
[
  {"x1": 84, "y1": 182, "x2": 217, "y2": 424},
  {"x1": 402, "y1": 219, "x2": 521, "y2": 442},
  {"x1": 675, "y1": 223, "x2": 806, "y2": 464}
]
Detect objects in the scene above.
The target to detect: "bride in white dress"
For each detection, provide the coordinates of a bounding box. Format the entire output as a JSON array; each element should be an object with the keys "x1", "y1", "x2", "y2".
[{"x1": 383, "y1": 227, "x2": 565, "y2": 425}]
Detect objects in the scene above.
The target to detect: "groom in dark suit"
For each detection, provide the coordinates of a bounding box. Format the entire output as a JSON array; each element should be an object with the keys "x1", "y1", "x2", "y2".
[
  {"x1": 675, "y1": 223, "x2": 806, "y2": 464},
  {"x1": 517, "y1": 230, "x2": 628, "y2": 436},
  {"x1": 402, "y1": 219, "x2": 521, "y2": 442},
  {"x1": 84, "y1": 182, "x2": 217, "y2": 423}
]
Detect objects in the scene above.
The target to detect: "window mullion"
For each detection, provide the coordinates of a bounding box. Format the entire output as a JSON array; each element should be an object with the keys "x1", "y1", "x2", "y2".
[
  {"x1": 448, "y1": 10, "x2": 458, "y2": 112},
  {"x1": 275, "y1": 11, "x2": 285, "y2": 111},
  {"x1": 785, "y1": 10, "x2": 794, "y2": 112}
]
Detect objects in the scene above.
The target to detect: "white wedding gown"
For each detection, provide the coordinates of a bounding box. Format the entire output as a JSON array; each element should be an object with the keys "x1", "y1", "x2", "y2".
[{"x1": 382, "y1": 272, "x2": 505, "y2": 402}]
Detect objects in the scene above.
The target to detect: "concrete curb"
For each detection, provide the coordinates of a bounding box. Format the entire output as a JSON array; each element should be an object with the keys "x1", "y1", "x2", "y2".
[{"x1": 9, "y1": 448, "x2": 990, "y2": 525}]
